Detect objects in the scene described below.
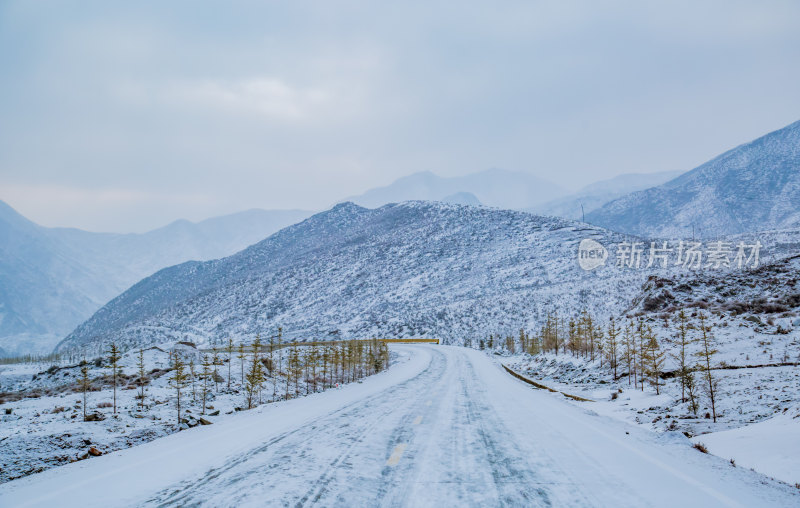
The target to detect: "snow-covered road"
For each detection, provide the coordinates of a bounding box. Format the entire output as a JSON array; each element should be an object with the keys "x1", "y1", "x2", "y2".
[{"x1": 1, "y1": 345, "x2": 797, "y2": 507}]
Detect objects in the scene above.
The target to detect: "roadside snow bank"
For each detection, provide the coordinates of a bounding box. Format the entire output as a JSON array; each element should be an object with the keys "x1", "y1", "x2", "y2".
[{"x1": 692, "y1": 412, "x2": 800, "y2": 485}]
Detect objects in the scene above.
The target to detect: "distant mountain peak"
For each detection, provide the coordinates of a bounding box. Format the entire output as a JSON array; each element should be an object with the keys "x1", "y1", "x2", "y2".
[
  {"x1": 441, "y1": 191, "x2": 482, "y2": 206},
  {"x1": 346, "y1": 168, "x2": 566, "y2": 210},
  {"x1": 586, "y1": 120, "x2": 800, "y2": 237},
  {"x1": 0, "y1": 205, "x2": 313, "y2": 356},
  {"x1": 332, "y1": 201, "x2": 366, "y2": 211}
]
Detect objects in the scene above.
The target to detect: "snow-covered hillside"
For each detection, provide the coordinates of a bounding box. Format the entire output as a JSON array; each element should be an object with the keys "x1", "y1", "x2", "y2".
[
  {"x1": 587, "y1": 119, "x2": 800, "y2": 237},
  {"x1": 501, "y1": 253, "x2": 800, "y2": 482},
  {"x1": 56, "y1": 201, "x2": 648, "y2": 354},
  {"x1": 0, "y1": 203, "x2": 311, "y2": 356}
]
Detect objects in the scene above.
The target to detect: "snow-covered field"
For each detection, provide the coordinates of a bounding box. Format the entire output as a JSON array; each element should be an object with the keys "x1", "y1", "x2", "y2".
[
  {"x1": 490, "y1": 252, "x2": 800, "y2": 488},
  {"x1": 0, "y1": 343, "x2": 382, "y2": 484},
  {"x1": 503, "y1": 309, "x2": 800, "y2": 486},
  {"x1": 1, "y1": 345, "x2": 797, "y2": 507},
  {"x1": 693, "y1": 413, "x2": 800, "y2": 485}
]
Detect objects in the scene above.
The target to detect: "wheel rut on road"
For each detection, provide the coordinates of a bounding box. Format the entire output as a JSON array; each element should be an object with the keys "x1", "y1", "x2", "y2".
[{"x1": 144, "y1": 349, "x2": 446, "y2": 507}]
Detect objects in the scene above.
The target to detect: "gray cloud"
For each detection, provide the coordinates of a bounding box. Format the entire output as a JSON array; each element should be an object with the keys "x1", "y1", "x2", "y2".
[{"x1": 1, "y1": 0, "x2": 799, "y2": 232}]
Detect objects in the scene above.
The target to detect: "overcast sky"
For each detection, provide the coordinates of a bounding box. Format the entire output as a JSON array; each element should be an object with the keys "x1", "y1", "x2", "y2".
[{"x1": 1, "y1": 1, "x2": 799, "y2": 232}]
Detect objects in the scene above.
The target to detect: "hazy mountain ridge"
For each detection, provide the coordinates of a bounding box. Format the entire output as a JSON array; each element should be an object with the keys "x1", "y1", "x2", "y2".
[
  {"x1": 586, "y1": 120, "x2": 800, "y2": 237},
  {"x1": 0, "y1": 202, "x2": 312, "y2": 356},
  {"x1": 347, "y1": 169, "x2": 566, "y2": 210},
  {"x1": 529, "y1": 171, "x2": 683, "y2": 220},
  {"x1": 441, "y1": 192, "x2": 482, "y2": 206},
  {"x1": 57, "y1": 201, "x2": 649, "y2": 354}
]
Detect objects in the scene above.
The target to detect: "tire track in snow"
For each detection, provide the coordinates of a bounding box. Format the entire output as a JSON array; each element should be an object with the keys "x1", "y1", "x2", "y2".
[
  {"x1": 145, "y1": 348, "x2": 446, "y2": 507},
  {"x1": 300, "y1": 348, "x2": 451, "y2": 507},
  {"x1": 294, "y1": 352, "x2": 447, "y2": 507},
  {"x1": 460, "y1": 353, "x2": 553, "y2": 506}
]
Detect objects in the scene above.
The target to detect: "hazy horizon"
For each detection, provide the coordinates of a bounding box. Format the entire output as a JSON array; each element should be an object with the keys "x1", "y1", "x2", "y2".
[
  {"x1": 3, "y1": 166, "x2": 681, "y2": 234},
  {"x1": 2, "y1": 1, "x2": 799, "y2": 232}
]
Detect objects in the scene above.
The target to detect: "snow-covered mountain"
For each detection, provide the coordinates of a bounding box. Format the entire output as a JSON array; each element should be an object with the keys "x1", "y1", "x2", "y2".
[
  {"x1": 0, "y1": 202, "x2": 311, "y2": 356},
  {"x1": 529, "y1": 170, "x2": 683, "y2": 220},
  {"x1": 56, "y1": 201, "x2": 647, "y2": 354},
  {"x1": 347, "y1": 169, "x2": 566, "y2": 210},
  {"x1": 586, "y1": 120, "x2": 800, "y2": 237},
  {"x1": 0, "y1": 201, "x2": 117, "y2": 357}
]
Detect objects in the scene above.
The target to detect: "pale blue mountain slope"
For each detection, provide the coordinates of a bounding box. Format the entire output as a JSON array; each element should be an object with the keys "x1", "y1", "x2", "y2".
[
  {"x1": 347, "y1": 169, "x2": 566, "y2": 210},
  {"x1": 0, "y1": 202, "x2": 311, "y2": 356},
  {"x1": 529, "y1": 170, "x2": 683, "y2": 220},
  {"x1": 441, "y1": 192, "x2": 482, "y2": 206},
  {"x1": 587, "y1": 120, "x2": 800, "y2": 237}
]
